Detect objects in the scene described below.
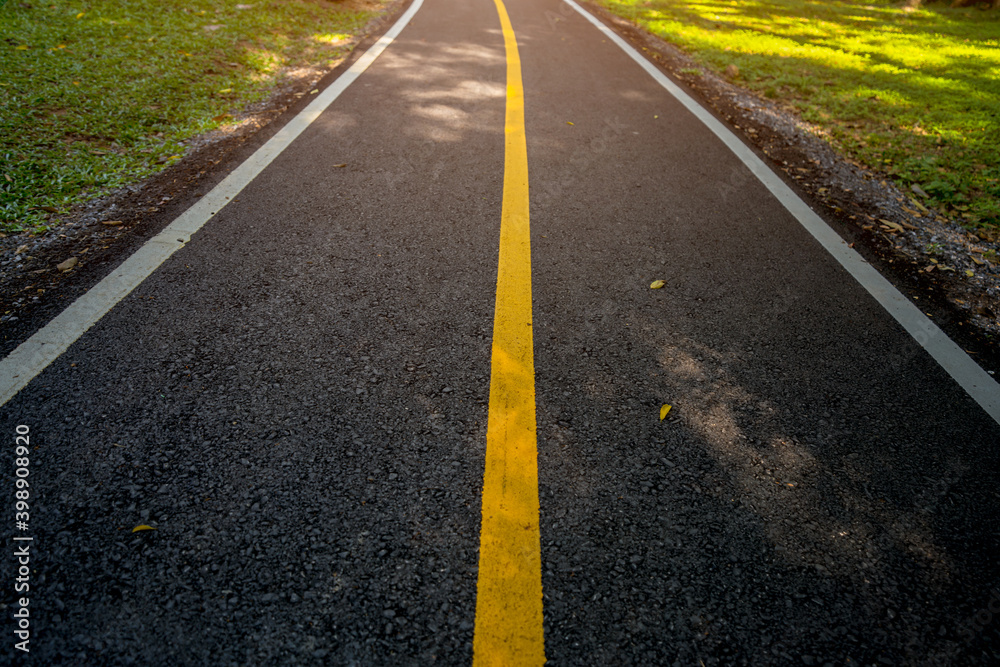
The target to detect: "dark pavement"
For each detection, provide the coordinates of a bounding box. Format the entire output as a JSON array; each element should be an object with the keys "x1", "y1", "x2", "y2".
[{"x1": 2, "y1": 0, "x2": 998, "y2": 664}]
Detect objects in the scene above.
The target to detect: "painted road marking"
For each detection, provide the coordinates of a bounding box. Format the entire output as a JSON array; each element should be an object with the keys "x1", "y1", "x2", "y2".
[
  {"x1": 473, "y1": 0, "x2": 546, "y2": 664},
  {"x1": 562, "y1": 0, "x2": 1000, "y2": 427},
  {"x1": 0, "y1": 0, "x2": 425, "y2": 409}
]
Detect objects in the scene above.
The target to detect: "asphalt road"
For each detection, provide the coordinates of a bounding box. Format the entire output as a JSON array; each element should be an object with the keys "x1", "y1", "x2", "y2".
[{"x1": 2, "y1": 0, "x2": 999, "y2": 664}]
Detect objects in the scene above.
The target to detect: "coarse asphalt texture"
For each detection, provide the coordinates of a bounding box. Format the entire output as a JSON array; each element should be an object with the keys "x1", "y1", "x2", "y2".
[{"x1": 2, "y1": 0, "x2": 999, "y2": 664}]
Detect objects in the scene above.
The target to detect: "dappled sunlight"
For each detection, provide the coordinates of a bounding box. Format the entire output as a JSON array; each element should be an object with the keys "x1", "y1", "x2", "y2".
[
  {"x1": 242, "y1": 47, "x2": 286, "y2": 79},
  {"x1": 410, "y1": 103, "x2": 473, "y2": 142},
  {"x1": 313, "y1": 32, "x2": 351, "y2": 45},
  {"x1": 530, "y1": 245, "x2": 992, "y2": 656},
  {"x1": 408, "y1": 79, "x2": 506, "y2": 102},
  {"x1": 439, "y1": 42, "x2": 507, "y2": 64},
  {"x1": 625, "y1": 0, "x2": 1000, "y2": 88},
  {"x1": 648, "y1": 337, "x2": 956, "y2": 591},
  {"x1": 619, "y1": 89, "x2": 656, "y2": 102},
  {"x1": 599, "y1": 0, "x2": 1000, "y2": 224},
  {"x1": 358, "y1": 37, "x2": 508, "y2": 145},
  {"x1": 644, "y1": 13, "x2": 1000, "y2": 89}
]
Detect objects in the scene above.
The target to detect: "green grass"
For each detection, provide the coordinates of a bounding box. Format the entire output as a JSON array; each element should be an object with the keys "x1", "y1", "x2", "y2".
[
  {"x1": 0, "y1": 0, "x2": 385, "y2": 233},
  {"x1": 596, "y1": 0, "x2": 1000, "y2": 229}
]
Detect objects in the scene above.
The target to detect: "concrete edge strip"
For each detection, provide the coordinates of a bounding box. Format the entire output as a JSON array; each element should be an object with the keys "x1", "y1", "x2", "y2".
[
  {"x1": 562, "y1": 0, "x2": 1000, "y2": 427},
  {"x1": 0, "y1": 0, "x2": 425, "y2": 408}
]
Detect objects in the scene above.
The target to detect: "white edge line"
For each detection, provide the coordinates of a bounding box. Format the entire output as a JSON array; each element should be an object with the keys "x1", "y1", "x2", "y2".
[
  {"x1": 0, "y1": 0, "x2": 425, "y2": 408},
  {"x1": 562, "y1": 0, "x2": 1000, "y2": 426}
]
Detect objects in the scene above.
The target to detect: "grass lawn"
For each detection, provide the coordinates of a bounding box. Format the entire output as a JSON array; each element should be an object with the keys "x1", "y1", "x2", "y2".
[
  {"x1": 0, "y1": 0, "x2": 387, "y2": 234},
  {"x1": 596, "y1": 0, "x2": 1000, "y2": 230}
]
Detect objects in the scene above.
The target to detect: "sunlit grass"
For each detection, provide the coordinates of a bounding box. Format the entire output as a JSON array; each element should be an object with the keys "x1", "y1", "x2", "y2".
[
  {"x1": 0, "y1": 0, "x2": 384, "y2": 233},
  {"x1": 315, "y1": 32, "x2": 353, "y2": 44},
  {"x1": 598, "y1": 0, "x2": 1000, "y2": 229}
]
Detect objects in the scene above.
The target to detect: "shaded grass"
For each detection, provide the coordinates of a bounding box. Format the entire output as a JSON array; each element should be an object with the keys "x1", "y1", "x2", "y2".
[
  {"x1": 0, "y1": 0, "x2": 385, "y2": 233},
  {"x1": 596, "y1": 0, "x2": 1000, "y2": 229}
]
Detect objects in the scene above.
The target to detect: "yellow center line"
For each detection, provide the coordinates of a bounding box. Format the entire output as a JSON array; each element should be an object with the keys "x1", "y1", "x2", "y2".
[{"x1": 473, "y1": 0, "x2": 545, "y2": 664}]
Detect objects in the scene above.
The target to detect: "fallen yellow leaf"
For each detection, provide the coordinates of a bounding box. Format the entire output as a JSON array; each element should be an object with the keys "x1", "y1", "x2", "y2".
[
  {"x1": 879, "y1": 221, "x2": 904, "y2": 233},
  {"x1": 15, "y1": 45, "x2": 29, "y2": 51},
  {"x1": 56, "y1": 257, "x2": 78, "y2": 272},
  {"x1": 76, "y1": 12, "x2": 85, "y2": 18},
  {"x1": 132, "y1": 525, "x2": 156, "y2": 533},
  {"x1": 218, "y1": 88, "x2": 232, "y2": 93},
  {"x1": 566, "y1": 121, "x2": 574, "y2": 125},
  {"x1": 649, "y1": 280, "x2": 666, "y2": 289},
  {"x1": 659, "y1": 404, "x2": 672, "y2": 421},
  {"x1": 966, "y1": 269, "x2": 975, "y2": 277}
]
